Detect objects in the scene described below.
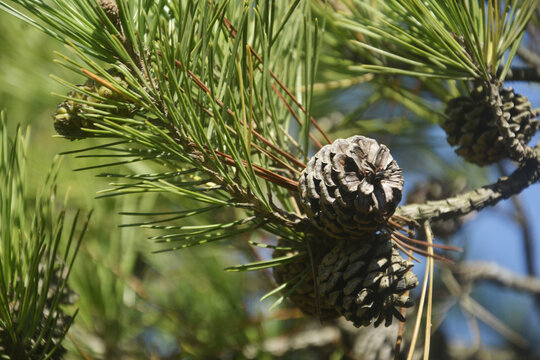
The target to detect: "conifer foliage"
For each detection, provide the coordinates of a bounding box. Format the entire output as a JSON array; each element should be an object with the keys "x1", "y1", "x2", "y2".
[
  {"x1": 0, "y1": 113, "x2": 89, "y2": 359},
  {"x1": 1, "y1": 0, "x2": 540, "y2": 358}
]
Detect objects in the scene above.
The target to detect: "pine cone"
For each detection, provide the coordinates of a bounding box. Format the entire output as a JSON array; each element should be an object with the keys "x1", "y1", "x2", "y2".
[
  {"x1": 98, "y1": 0, "x2": 122, "y2": 30},
  {"x1": 442, "y1": 83, "x2": 540, "y2": 165},
  {"x1": 298, "y1": 136, "x2": 404, "y2": 239},
  {"x1": 342, "y1": 321, "x2": 400, "y2": 360},
  {"x1": 317, "y1": 233, "x2": 418, "y2": 327},
  {"x1": 272, "y1": 238, "x2": 339, "y2": 319},
  {"x1": 54, "y1": 69, "x2": 131, "y2": 140}
]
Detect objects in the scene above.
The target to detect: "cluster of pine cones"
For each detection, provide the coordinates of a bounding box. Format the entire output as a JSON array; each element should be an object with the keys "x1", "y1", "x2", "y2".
[
  {"x1": 273, "y1": 136, "x2": 418, "y2": 328},
  {"x1": 272, "y1": 77, "x2": 540, "y2": 328}
]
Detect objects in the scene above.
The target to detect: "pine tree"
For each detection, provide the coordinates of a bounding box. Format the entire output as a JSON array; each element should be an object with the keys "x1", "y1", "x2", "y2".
[{"x1": 0, "y1": 0, "x2": 539, "y2": 358}]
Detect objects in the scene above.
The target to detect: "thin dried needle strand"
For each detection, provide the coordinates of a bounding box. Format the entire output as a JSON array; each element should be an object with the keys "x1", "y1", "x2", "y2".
[
  {"x1": 392, "y1": 230, "x2": 463, "y2": 252},
  {"x1": 248, "y1": 46, "x2": 333, "y2": 145},
  {"x1": 393, "y1": 239, "x2": 421, "y2": 263},
  {"x1": 406, "y1": 234, "x2": 431, "y2": 360},
  {"x1": 213, "y1": 150, "x2": 299, "y2": 191},
  {"x1": 173, "y1": 59, "x2": 306, "y2": 169},
  {"x1": 391, "y1": 214, "x2": 421, "y2": 228},
  {"x1": 395, "y1": 292, "x2": 408, "y2": 360},
  {"x1": 81, "y1": 68, "x2": 143, "y2": 107},
  {"x1": 423, "y1": 221, "x2": 434, "y2": 360},
  {"x1": 390, "y1": 234, "x2": 453, "y2": 263},
  {"x1": 271, "y1": 83, "x2": 323, "y2": 149},
  {"x1": 387, "y1": 218, "x2": 417, "y2": 236}
]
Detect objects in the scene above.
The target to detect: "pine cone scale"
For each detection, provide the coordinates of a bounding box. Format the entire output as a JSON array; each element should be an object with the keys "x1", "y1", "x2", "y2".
[{"x1": 271, "y1": 238, "x2": 340, "y2": 319}]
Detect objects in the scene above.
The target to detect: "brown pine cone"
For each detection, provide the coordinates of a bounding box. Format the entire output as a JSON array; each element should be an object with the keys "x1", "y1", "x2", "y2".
[
  {"x1": 272, "y1": 238, "x2": 340, "y2": 319},
  {"x1": 442, "y1": 83, "x2": 539, "y2": 165},
  {"x1": 298, "y1": 136, "x2": 404, "y2": 239},
  {"x1": 317, "y1": 233, "x2": 418, "y2": 327}
]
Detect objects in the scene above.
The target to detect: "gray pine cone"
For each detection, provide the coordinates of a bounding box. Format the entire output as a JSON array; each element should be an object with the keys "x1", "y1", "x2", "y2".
[
  {"x1": 272, "y1": 238, "x2": 340, "y2": 319},
  {"x1": 317, "y1": 233, "x2": 418, "y2": 328},
  {"x1": 442, "y1": 84, "x2": 539, "y2": 165},
  {"x1": 298, "y1": 135, "x2": 404, "y2": 239}
]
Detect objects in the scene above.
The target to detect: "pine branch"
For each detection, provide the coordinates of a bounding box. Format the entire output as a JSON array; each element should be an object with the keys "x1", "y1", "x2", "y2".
[
  {"x1": 504, "y1": 66, "x2": 540, "y2": 82},
  {"x1": 395, "y1": 144, "x2": 540, "y2": 222},
  {"x1": 518, "y1": 44, "x2": 540, "y2": 68},
  {"x1": 171, "y1": 136, "x2": 302, "y2": 229},
  {"x1": 451, "y1": 261, "x2": 540, "y2": 295}
]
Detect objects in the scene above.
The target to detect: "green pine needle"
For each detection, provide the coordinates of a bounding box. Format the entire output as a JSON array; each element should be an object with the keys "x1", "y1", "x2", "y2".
[
  {"x1": 225, "y1": 252, "x2": 304, "y2": 272},
  {"x1": 322, "y1": 0, "x2": 538, "y2": 81},
  {"x1": 0, "y1": 111, "x2": 89, "y2": 358}
]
